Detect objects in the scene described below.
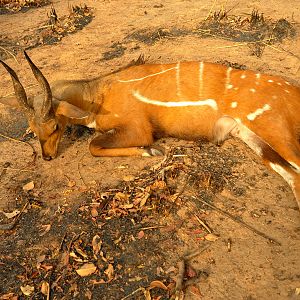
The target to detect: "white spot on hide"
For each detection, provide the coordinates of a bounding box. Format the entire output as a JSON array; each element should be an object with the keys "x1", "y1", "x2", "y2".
[{"x1": 247, "y1": 104, "x2": 271, "y2": 121}]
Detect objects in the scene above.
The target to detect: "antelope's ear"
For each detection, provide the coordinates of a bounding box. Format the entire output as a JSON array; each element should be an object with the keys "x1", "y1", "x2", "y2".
[
  {"x1": 0, "y1": 96, "x2": 21, "y2": 108},
  {"x1": 54, "y1": 101, "x2": 90, "y2": 120}
]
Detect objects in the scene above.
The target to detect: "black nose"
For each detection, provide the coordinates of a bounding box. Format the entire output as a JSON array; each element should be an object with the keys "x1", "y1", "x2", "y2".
[{"x1": 43, "y1": 156, "x2": 52, "y2": 161}]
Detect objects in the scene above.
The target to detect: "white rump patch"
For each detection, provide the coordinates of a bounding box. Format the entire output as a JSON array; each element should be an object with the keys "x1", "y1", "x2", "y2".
[
  {"x1": 255, "y1": 73, "x2": 261, "y2": 79},
  {"x1": 132, "y1": 90, "x2": 218, "y2": 110},
  {"x1": 284, "y1": 89, "x2": 290, "y2": 94},
  {"x1": 118, "y1": 66, "x2": 178, "y2": 83},
  {"x1": 227, "y1": 84, "x2": 233, "y2": 89},
  {"x1": 231, "y1": 102, "x2": 237, "y2": 108},
  {"x1": 285, "y1": 81, "x2": 291, "y2": 85},
  {"x1": 247, "y1": 104, "x2": 271, "y2": 121},
  {"x1": 277, "y1": 82, "x2": 282, "y2": 86},
  {"x1": 250, "y1": 88, "x2": 256, "y2": 93},
  {"x1": 241, "y1": 74, "x2": 246, "y2": 79},
  {"x1": 269, "y1": 163, "x2": 295, "y2": 190},
  {"x1": 87, "y1": 120, "x2": 97, "y2": 129},
  {"x1": 268, "y1": 79, "x2": 274, "y2": 83}
]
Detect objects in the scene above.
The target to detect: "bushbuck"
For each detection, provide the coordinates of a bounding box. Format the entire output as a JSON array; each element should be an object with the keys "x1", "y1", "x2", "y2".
[{"x1": 1, "y1": 52, "x2": 300, "y2": 210}]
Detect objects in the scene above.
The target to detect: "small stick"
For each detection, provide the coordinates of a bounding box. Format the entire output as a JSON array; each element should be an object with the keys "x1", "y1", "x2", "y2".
[
  {"x1": 175, "y1": 260, "x2": 185, "y2": 298},
  {"x1": 194, "y1": 215, "x2": 212, "y2": 233},
  {"x1": 1, "y1": 83, "x2": 38, "y2": 98},
  {"x1": 192, "y1": 196, "x2": 281, "y2": 245},
  {"x1": 77, "y1": 152, "x2": 88, "y2": 187},
  {"x1": 0, "y1": 200, "x2": 29, "y2": 230},
  {"x1": 139, "y1": 225, "x2": 166, "y2": 231},
  {"x1": 120, "y1": 287, "x2": 145, "y2": 300},
  {"x1": 262, "y1": 42, "x2": 283, "y2": 53},
  {"x1": 0, "y1": 46, "x2": 19, "y2": 64},
  {"x1": 184, "y1": 244, "x2": 211, "y2": 261},
  {"x1": 0, "y1": 132, "x2": 37, "y2": 162}
]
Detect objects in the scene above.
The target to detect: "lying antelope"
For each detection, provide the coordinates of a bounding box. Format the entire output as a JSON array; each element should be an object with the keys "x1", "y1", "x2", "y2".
[{"x1": 1, "y1": 52, "x2": 300, "y2": 211}]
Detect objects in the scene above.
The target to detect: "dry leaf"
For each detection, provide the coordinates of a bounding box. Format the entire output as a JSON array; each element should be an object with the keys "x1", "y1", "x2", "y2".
[
  {"x1": 120, "y1": 203, "x2": 134, "y2": 209},
  {"x1": 67, "y1": 180, "x2": 76, "y2": 187},
  {"x1": 40, "y1": 281, "x2": 49, "y2": 296},
  {"x1": 39, "y1": 224, "x2": 51, "y2": 236},
  {"x1": 204, "y1": 233, "x2": 219, "y2": 242},
  {"x1": 74, "y1": 245, "x2": 88, "y2": 259},
  {"x1": 114, "y1": 192, "x2": 129, "y2": 201},
  {"x1": 151, "y1": 180, "x2": 166, "y2": 190},
  {"x1": 91, "y1": 207, "x2": 99, "y2": 217},
  {"x1": 20, "y1": 285, "x2": 34, "y2": 296},
  {"x1": 76, "y1": 263, "x2": 97, "y2": 277},
  {"x1": 89, "y1": 279, "x2": 106, "y2": 285},
  {"x1": 0, "y1": 293, "x2": 18, "y2": 300},
  {"x1": 143, "y1": 289, "x2": 151, "y2": 300},
  {"x1": 150, "y1": 280, "x2": 169, "y2": 290},
  {"x1": 189, "y1": 285, "x2": 202, "y2": 297},
  {"x1": 36, "y1": 255, "x2": 46, "y2": 264},
  {"x1": 85, "y1": 289, "x2": 93, "y2": 300},
  {"x1": 186, "y1": 265, "x2": 197, "y2": 278},
  {"x1": 23, "y1": 181, "x2": 34, "y2": 191},
  {"x1": 104, "y1": 264, "x2": 114, "y2": 281},
  {"x1": 92, "y1": 234, "x2": 102, "y2": 256},
  {"x1": 137, "y1": 230, "x2": 145, "y2": 239},
  {"x1": 123, "y1": 175, "x2": 135, "y2": 182},
  {"x1": 1, "y1": 209, "x2": 20, "y2": 219}
]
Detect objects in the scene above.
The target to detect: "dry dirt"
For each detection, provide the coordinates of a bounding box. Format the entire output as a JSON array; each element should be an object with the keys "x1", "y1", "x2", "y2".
[{"x1": 0, "y1": 1, "x2": 300, "y2": 299}]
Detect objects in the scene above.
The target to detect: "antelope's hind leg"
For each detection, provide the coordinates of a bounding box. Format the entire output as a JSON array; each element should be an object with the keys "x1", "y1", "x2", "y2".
[{"x1": 89, "y1": 128, "x2": 164, "y2": 157}]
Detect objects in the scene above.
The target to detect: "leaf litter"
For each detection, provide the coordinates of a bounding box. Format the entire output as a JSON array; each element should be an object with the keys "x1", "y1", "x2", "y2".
[{"x1": 0, "y1": 137, "x2": 266, "y2": 299}]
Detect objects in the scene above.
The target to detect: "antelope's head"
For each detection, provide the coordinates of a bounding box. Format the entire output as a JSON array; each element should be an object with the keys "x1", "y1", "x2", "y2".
[{"x1": 0, "y1": 52, "x2": 80, "y2": 160}]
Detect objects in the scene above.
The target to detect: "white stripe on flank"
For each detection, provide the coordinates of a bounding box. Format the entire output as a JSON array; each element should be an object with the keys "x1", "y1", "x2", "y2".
[
  {"x1": 132, "y1": 90, "x2": 218, "y2": 110},
  {"x1": 176, "y1": 61, "x2": 181, "y2": 97},
  {"x1": 199, "y1": 61, "x2": 204, "y2": 99},
  {"x1": 247, "y1": 104, "x2": 271, "y2": 121},
  {"x1": 118, "y1": 66, "x2": 178, "y2": 83}
]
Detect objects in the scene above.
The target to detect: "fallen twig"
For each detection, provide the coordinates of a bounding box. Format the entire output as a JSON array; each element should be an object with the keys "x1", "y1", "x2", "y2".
[
  {"x1": 194, "y1": 215, "x2": 212, "y2": 233},
  {"x1": 0, "y1": 132, "x2": 37, "y2": 164},
  {"x1": 184, "y1": 244, "x2": 211, "y2": 261},
  {"x1": 0, "y1": 200, "x2": 29, "y2": 231},
  {"x1": 192, "y1": 195, "x2": 281, "y2": 245},
  {"x1": 121, "y1": 287, "x2": 145, "y2": 300},
  {"x1": 174, "y1": 260, "x2": 185, "y2": 300},
  {"x1": 0, "y1": 46, "x2": 19, "y2": 64}
]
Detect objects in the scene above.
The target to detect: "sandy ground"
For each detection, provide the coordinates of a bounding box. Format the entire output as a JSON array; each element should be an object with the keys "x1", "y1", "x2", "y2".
[{"x1": 0, "y1": 1, "x2": 300, "y2": 299}]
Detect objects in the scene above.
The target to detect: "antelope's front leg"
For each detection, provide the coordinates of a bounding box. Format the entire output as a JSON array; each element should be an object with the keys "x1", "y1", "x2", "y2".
[{"x1": 89, "y1": 127, "x2": 164, "y2": 157}]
